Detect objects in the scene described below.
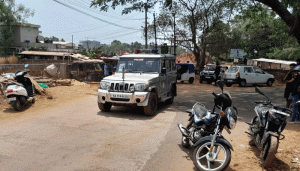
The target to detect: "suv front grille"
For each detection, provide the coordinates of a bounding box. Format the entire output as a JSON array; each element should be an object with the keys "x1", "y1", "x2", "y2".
[{"x1": 110, "y1": 83, "x2": 134, "y2": 92}]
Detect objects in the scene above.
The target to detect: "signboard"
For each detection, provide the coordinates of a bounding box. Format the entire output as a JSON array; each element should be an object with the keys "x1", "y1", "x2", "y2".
[{"x1": 230, "y1": 49, "x2": 244, "y2": 58}]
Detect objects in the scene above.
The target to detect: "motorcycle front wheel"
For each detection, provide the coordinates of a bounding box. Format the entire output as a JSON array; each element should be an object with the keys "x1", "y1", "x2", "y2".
[
  {"x1": 260, "y1": 136, "x2": 278, "y2": 168},
  {"x1": 193, "y1": 141, "x2": 231, "y2": 171}
]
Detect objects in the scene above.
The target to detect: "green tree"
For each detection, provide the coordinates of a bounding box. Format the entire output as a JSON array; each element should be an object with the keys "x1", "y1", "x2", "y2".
[
  {"x1": 251, "y1": 0, "x2": 300, "y2": 44},
  {"x1": 0, "y1": 0, "x2": 34, "y2": 56}
]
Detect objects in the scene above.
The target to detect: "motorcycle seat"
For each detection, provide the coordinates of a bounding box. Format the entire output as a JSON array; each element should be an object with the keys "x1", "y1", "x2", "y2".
[{"x1": 7, "y1": 82, "x2": 24, "y2": 87}]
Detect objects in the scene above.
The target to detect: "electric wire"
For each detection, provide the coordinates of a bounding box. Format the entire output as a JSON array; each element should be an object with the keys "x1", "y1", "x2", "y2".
[
  {"x1": 53, "y1": 0, "x2": 140, "y2": 31},
  {"x1": 71, "y1": 0, "x2": 144, "y2": 21}
]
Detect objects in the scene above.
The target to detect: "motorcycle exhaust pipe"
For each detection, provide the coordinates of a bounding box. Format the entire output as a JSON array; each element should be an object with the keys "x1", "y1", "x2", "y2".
[{"x1": 178, "y1": 123, "x2": 190, "y2": 137}]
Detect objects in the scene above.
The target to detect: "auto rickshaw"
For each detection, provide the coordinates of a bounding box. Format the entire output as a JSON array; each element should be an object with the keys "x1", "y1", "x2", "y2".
[{"x1": 176, "y1": 63, "x2": 195, "y2": 84}]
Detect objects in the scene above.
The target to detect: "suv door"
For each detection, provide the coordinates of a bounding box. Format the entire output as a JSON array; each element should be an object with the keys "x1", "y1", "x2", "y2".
[{"x1": 242, "y1": 66, "x2": 256, "y2": 83}]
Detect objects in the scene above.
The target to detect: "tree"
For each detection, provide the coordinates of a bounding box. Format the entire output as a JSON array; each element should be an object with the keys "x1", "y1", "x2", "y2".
[
  {"x1": 0, "y1": 0, "x2": 34, "y2": 56},
  {"x1": 251, "y1": 0, "x2": 300, "y2": 44},
  {"x1": 229, "y1": 3, "x2": 298, "y2": 60}
]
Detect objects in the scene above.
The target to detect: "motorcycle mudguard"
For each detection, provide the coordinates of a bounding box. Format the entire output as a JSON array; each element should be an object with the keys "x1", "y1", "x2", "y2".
[
  {"x1": 261, "y1": 131, "x2": 279, "y2": 146},
  {"x1": 193, "y1": 136, "x2": 234, "y2": 151}
]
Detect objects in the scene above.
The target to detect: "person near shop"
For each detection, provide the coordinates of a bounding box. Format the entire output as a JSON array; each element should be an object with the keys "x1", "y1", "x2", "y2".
[
  {"x1": 108, "y1": 62, "x2": 113, "y2": 75},
  {"x1": 290, "y1": 58, "x2": 300, "y2": 121},
  {"x1": 214, "y1": 62, "x2": 221, "y2": 86},
  {"x1": 104, "y1": 63, "x2": 109, "y2": 76},
  {"x1": 283, "y1": 63, "x2": 297, "y2": 107}
]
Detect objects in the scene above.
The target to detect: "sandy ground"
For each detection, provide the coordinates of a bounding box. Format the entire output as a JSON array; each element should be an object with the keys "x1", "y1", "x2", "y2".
[
  {"x1": 0, "y1": 79, "x2": 299, "y2": 170},
  {"x1": 0, "y1": 80, "x2": 99, "y2": 121}
]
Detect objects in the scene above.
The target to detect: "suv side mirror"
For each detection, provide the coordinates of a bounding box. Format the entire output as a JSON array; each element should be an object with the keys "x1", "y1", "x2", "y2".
[{"x1": 161, "y1": 68, "x2": 166, "y2": 74}]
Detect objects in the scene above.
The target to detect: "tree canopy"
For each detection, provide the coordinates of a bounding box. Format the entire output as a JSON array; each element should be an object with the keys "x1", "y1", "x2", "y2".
[{"x1": 0, "y1": 0, "x2": 34, "y2": 56}]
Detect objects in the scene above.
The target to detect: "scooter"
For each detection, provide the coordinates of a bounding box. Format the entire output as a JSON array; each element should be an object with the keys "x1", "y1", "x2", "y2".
[{"x1": 5, "y1": 68, "x2": 35, "y2": 111}]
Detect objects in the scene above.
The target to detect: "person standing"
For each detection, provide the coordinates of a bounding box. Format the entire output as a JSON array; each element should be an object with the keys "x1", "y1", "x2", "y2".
[
  {"x1": 290, "y1": 58, "x2": 300, "y2": 121},
  {"x1": 215, "y1": 62, "x2": 221, "y2": 85},
  {"x1": 283, "y1": 63, "x2": 297, "y2": 107},
  {"x1": 108, "y1": 62, "x2": 113, "y2": 75},
  {"x1": 104, "y1": 63, "x2": 109, "y2": 76}
]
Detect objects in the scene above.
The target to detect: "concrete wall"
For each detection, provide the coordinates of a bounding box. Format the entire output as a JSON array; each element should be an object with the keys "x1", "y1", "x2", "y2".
[{"x1": 0, "y1": 63, "x2": 70, "y2": 79}]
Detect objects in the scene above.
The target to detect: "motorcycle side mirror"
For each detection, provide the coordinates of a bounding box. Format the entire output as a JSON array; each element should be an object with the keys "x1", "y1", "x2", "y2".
[
  {"x1": 186, "y1": 109, "x2": 192, "y2": 114},
  {"x1": 216, "y1": 80, "x2": 224, "y2": 92}
]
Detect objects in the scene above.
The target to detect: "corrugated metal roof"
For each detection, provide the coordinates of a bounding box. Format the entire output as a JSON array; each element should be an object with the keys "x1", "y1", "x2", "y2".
[
  {"x1": 20, "y1": 51, "x2": 70, "y2": 56},
  {"x1": 252, "y1": 58, "x2": 296, "y2": 65}
]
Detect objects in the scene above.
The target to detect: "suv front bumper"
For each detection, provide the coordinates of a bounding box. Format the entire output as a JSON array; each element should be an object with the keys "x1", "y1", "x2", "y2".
[{"x1": 98, "y1": 89, "x2": 150, "y2": 106}]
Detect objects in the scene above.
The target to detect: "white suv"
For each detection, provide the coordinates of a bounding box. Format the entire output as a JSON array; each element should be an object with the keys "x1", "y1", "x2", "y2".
[
  {"x1": 222, "y1": 66, "x2": 274, "y2": 87},
  {"x1": 98, "y1": 53, "x2": 177, "y2": 116}
]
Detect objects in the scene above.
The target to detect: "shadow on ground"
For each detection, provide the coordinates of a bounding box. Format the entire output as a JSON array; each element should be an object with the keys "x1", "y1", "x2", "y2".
[{"x1": 97, "y1": 101, "x2": 176, "y2": 120}]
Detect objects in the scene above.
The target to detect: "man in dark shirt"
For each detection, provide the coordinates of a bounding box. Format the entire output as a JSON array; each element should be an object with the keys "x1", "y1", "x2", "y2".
[
  {"x1": 214, "y1": 62, "x2": 221, "y2": 86},
  {"x1": 283, "y1": 63, "x2": 297, "y2": 107},
  {"x1": 290, "y1": 58, "x2": 300, "y2": 121}
]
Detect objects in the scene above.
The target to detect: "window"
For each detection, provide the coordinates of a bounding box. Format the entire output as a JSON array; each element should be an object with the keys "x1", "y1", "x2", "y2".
[
  {"x1": 171, "y1": 59, "x2": 176, "y2": 71},
  {"x1": 226, "y1": 66, "x2": 238, "y2": 73},
  {"x1": 165, "y1": 60, "x2": 171, "y2": 71},
  {"x1": 253, "y1": 67, "x2": 264, "y2": 74},
  {"x1": 244, "y1": 67, "x2": 253, "y2": 73}
]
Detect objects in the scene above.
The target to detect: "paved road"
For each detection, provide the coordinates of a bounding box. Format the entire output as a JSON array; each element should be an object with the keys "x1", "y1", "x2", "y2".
[{"x1": 0, "y1": 84, "x2": 286, "y2": 171}]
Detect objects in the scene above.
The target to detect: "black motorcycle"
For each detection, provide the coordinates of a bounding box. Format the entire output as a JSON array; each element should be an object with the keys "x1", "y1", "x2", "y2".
[
  {"x1": 178, "y1": 81, "x2": 238, "y2": 171},
  {"x1": 246, "y1": 87, "x2": 293, "y2": 167}
]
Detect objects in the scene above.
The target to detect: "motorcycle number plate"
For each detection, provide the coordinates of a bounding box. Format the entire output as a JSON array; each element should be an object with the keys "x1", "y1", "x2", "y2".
[
  {"x1": 8, "y1": 97, "x2": 16, "y2": 101},
  {"x1": 224, "y1": 126, "x2": 231, "y2": 134}
]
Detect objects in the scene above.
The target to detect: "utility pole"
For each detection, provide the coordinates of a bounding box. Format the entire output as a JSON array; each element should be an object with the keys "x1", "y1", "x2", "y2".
[
  {"x1": 72, "y1": 35, "x2": 73, "y2": 51},
  {"x1": 153, "y1": 12, "x2": 157, "y2": 49},
  {"x1": 145, "y1": 0, "x2": 148, "y2": 49},
  {"x1": 173, "y1": 12, "x2": 176, "y2": 56}
]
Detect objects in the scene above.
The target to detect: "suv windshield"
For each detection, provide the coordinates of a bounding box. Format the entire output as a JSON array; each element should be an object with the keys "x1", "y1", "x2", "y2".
[
  {"x1": 116, "y1": 58, "x2": 160, "y2": 73},
  {"x1": 204, "y1": 65, "x2": 216, "y2": 71}
]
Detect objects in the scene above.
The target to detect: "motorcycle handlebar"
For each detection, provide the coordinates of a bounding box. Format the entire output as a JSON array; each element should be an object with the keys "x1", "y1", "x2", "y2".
[{"x1": 212, "y1": 92, "x2": 217, "y2": 97}]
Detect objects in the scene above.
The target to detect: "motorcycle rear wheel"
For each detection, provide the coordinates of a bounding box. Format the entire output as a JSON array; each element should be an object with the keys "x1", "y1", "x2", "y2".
[
  {"x1": 193, "y1": 141, "x2": 231, "y2": 171},
  {"x1": 260, "y1": 136, "x2": 278, "y2": 168}
]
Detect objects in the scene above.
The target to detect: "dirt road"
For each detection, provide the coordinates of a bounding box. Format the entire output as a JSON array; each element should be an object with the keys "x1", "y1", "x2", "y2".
[{"x1": 0, "y1": 80, "x2": 299, "y2": 170}]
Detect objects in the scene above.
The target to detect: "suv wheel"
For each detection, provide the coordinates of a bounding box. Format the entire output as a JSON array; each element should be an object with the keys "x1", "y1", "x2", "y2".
[
  {"x1": 239, "y1": 80, "x2": 246, "y2": 87},
  {"x1": 199, "y1": 76, "x2": 203, "y2": 83},
  {"x1": 144, "y1": 92, "x2": 158, "y2": 116},
  {"x1": 266, "y1": 79, "x2": 273, "y2": 87},
  {"x1": 188, "y1": 77, "x2": 194, "y2": 84},
  {"x1": 98, "y1": 102, "x2": 112, "y2": 112}
]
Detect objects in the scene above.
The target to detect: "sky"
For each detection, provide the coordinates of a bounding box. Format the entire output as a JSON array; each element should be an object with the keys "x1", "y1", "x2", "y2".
[{"x1": 14, "y1": 0, "x2": 161, "y2": 46}]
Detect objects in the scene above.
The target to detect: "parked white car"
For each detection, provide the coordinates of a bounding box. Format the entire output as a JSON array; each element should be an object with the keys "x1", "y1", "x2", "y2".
[{"x1": 222, "y1": 66, "x2": 275, "y2": 87}]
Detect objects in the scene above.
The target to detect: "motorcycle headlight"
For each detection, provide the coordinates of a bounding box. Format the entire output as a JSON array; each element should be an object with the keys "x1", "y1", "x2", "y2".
[
  {"x1": 225, "y1": 107, "x2": 238, "y2": 129},
  {"x1": 200, "y1": 72, "x2": 203, "y2": 76},
  {"x1": 134, "y1": 83, "x2": 149, "y2": 91},
  {"x1": 99, "y1": 81, "x2": 110, "y2": 90},
  {"x1": 228, "y1": 116, "x2": 236, "y2": 129}
]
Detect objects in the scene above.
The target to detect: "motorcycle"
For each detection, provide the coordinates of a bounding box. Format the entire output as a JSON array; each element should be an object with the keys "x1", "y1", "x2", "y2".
[
  {"x1": 246, "y1": 87, "x2": 293, "y2": 167},
  {"x1": 4, "y1": 68, "x2": 35, "y2": 111},
  {"x1": 178, "y1": 80, "x2": 238, "y2": 171}
]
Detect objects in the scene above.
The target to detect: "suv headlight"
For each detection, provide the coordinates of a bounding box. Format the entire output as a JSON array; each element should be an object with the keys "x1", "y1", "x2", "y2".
[
  {"x1": 99, "y1": 81, "x2": 110, "y2": 90},
  {"x1": 134, "y1": 83, "x2": 149, "y2": 91}
]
